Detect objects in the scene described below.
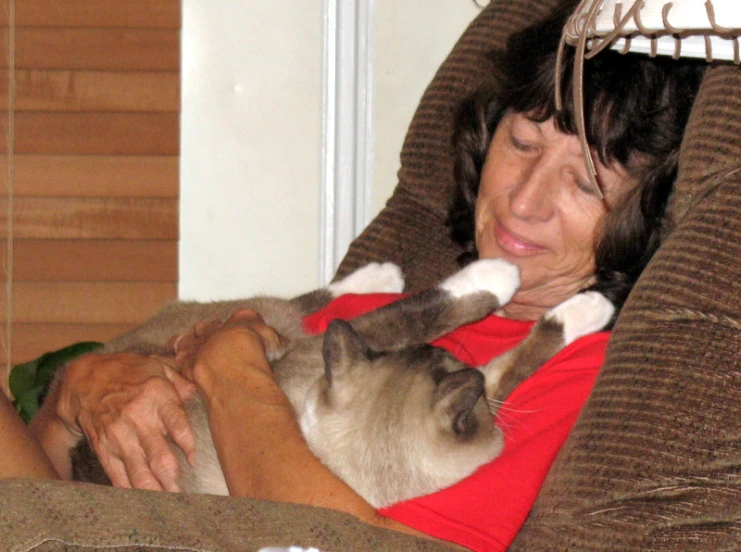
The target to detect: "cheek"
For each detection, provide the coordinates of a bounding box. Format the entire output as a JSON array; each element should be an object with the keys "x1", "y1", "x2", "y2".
[
  {"x1": 475, "y1": 163, "x2": 512, "y2": 226},
  {"x1": 561, "y1": 204, "x2": 606, "y2": 264}
]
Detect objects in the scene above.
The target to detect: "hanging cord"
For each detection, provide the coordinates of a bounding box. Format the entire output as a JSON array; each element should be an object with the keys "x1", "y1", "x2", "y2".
[
  {"x1": 4, "y1": 0, "x2": 15, "y2": 394},
  {"x1": 556, "y1": 0, "x2": 740, "y2": 205},
  {"x1": 705, "y1": 0, "x2": 740, "y2": 64},
  {"x1": 555, "y1": 0, "x2": 609, "y2": 199}
]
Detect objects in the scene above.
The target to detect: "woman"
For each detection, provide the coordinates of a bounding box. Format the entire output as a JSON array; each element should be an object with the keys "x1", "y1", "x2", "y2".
[{"x1": 3, "y1": 2, "x2": 705, "y2": 551}]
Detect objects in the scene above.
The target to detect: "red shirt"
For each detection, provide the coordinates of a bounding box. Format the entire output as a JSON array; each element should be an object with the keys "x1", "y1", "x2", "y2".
[{"x1": 303, "y1": 292, "x2": 608, "y2": 552}]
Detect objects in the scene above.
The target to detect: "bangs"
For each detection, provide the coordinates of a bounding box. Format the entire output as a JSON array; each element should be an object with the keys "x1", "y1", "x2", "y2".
[{"x1": 495, "y1": 46, "x2": 638, "y2": 171}]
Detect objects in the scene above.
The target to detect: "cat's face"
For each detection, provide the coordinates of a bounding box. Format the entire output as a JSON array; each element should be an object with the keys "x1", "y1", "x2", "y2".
[{"x1": 299, "y1": 320, "x2": 503, "y2": 508}]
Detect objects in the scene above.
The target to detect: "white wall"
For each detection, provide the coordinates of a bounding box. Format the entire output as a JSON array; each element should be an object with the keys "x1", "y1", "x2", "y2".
[
  {"x1": 371, "y1": 1, "x2": 480, "y2": 215},
  {"x1": 180, "y1": 0, "x2": 481, "y2": 301}
]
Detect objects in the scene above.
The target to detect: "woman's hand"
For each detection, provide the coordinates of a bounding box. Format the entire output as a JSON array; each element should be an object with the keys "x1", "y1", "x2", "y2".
[
  {"x1": 170, "y1": 309, "x2": 287, "y2": 396},
  {"x1": 51, "y1": 352, "x2": 197, "y2": 491}
]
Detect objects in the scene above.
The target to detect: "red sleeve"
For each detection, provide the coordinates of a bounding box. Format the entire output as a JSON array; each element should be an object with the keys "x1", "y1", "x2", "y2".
[
  {"x1": 379, "y1": 334, "x2": 608, "y2": 552},
  {"x1": 302, "y1": 293, "x2": 608, "y2": 552}
]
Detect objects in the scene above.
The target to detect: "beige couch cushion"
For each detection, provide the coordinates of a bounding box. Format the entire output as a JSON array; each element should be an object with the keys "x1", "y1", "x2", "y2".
[{"x1": 0, "y1": 479, "x2": 457, "y2": 551}]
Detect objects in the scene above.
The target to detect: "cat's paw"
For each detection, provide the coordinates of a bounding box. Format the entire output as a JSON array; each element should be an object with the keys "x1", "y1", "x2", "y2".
[
  {"x1": 327, "y1": 262, "x2": 404, "y2": 296},
  {"x1": 545, "y1": 291, "x2": 614, "y2": 345},
  {"x1": 439, "y1": 259, "x2": 520, "y2": 305}
]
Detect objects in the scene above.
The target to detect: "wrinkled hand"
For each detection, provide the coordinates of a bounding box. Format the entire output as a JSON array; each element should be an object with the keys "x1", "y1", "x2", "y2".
[
  {"x1": 56, "y1": 352, "x2": 197, "y2": 492},
  {"x1": 169, "y1": 309, "x2": 288, "y2": 391}
]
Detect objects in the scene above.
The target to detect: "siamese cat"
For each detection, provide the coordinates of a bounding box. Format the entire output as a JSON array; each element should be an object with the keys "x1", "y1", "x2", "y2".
[{"x1": 71, "y1": 259, "x2": 613, "y2": 508}]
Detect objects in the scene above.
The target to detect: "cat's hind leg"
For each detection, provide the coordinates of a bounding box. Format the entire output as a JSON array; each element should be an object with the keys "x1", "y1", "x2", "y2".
[
  {"x1": 290, "y1": 263, "x2": 404, "y2": 316},
  {"x1": 547, "y1": 291, "x2": 615, "y2": 345}
]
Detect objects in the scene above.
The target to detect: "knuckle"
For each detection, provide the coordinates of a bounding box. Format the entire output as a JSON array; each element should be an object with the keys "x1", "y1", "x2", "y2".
[
  {"x1": 140, "y1": 376, "x2": 175, "y2": 398},
  {"x1": 151, "y1": 452, "x2": 180, "y2": 475},
  {"x1": 104, "y1": 421, "x2": 132, "y2": 444},
  {"x1": 130, "y1": 471, "x2": 162, "y2": 491},
  {"x1": 120, "y1": 399, "x2": 147, "y2": 420}
]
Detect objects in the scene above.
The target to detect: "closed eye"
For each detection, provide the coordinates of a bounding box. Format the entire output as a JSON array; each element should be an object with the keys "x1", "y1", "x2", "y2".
[
  {"x1": 574, "y1": 176, "x2": 597, "y2": 195},
  {"x1": 509, "y1": 134, "x2": 534, "y2": 153}
]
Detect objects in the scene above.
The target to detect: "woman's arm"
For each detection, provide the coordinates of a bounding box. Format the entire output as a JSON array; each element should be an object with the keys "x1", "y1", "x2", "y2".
[
  {"x1": 0, "y1": 391, "x2": 59, "y2": 479},
  {"x1": 29, "y1": 351, "x2": 197, "y2": 491},
  {"x1": 174, "y1": 310, "x2": 447, "y2": 541}
]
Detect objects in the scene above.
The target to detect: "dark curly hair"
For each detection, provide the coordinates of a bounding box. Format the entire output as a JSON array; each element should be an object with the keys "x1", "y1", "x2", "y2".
[{"x1": 447, "y1": 0, "x2": 706, "y2": 315}]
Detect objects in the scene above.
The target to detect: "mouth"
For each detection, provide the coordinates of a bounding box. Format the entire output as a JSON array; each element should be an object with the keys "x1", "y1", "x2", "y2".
[{"x1": 494, "y1": 222, "x2": 546, "y2": 257}]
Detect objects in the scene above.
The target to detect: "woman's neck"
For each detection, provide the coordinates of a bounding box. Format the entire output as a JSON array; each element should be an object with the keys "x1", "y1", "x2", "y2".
[{"x1": 497, "y1": 301, "x2": 548, "y2": 321}]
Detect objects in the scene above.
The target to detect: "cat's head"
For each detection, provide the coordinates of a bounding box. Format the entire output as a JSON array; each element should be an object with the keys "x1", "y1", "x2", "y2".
[{"x1": 299, "y1": 319, "x2": 503, "y2": 508}]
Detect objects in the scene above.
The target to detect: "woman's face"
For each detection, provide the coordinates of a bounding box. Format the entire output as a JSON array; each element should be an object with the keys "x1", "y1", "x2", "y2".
[{"x1": 475, "y1": 112, "x2": 634, "y2": 320}]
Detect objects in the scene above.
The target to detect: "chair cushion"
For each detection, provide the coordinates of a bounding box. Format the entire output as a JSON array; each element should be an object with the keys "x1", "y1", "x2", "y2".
[{"x1": 0, "y1": 478, "x2": 457, "y2": 552}]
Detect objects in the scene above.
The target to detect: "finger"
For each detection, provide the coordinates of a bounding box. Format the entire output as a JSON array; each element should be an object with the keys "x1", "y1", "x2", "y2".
[
  {"x1": 98, "y1": 450, "x2": 133, "y2": 489},
  {"x1": 150, "y1": 354, "x2": 178, "y2": 372},
  {"x1": 229, "y1": 308, "x2": 265, "y2": 324},
  {"x1": 160, "y1": 397, "x2": 196, "y2": 467},
  {"x1": 163, "y1": 365, "x2": 197, "y2": 401},
  {"x1": 123, "y1": 447, "x2": 167, "y2": 492},
  {"x1": 141, "y1": 435, "x2": 183, "y2": 493},
  {"x1": 194, "y1": 317, "x2": 220, "y2": 338},
  {"x1": 248, "y1": 323, "x2": 287, "y2": 358},
  {"x1": 171, "y1": 329, "x2": 196, "y2": 354},
  {"x1": 164, "y1": 333, "x2": 180, "y2": 353},
  {"x1": 110, "y1": 422, "x2": 167, "y2": 491},
  {"x1": 94, "y1": 427, "x2": 164, "y2": 491}
]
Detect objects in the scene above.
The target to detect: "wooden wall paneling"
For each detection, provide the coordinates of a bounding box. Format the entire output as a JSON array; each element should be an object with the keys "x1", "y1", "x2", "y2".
[
  {"x1": 8, "y1": 155, "x2": 179, "y2": 198},
  {"x1": 6, "y1": 323, "x2": 139, "y2": 366},
  {"x1": 9, "y1": 112, "x2": 179, "y2": 155},
  {"x1": 2, "y1": 70, "x2": 180, "y2": 112},
  {"x1": 1, "y1": 197, "x2": 178, "y2": 239},
  {"x1": 1, "y1": 9, "x2": 8, "y2": 387},
  {"x1": 2, "y1": 282, "x2": 178, "y2": 324},
  {"x1": 2, "y1": 0, "x2": 182, "y2": 378},
  {"x1": 10, "y1": 0, "x2": 181, "y2": 29},
  {"x1": 0, "y1": 28, "x2": 180, "y2": 71},
  {"x1": 13, "y1": 240, "x2": 178, "y2": 282}
]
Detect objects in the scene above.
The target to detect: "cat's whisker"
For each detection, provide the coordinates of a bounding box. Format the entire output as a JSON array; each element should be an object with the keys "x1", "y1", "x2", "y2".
[
  {"x1": 489, "y1": 400, "x2": 539, "y2": 415},
  {"x1": 493, "y1": 415, "x2": 519, "y2": 440}
]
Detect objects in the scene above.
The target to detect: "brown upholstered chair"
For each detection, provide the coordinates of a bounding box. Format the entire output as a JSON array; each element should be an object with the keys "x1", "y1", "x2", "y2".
[{"x1": 2, "y1": 0, "x2": 740, "y2": 550}]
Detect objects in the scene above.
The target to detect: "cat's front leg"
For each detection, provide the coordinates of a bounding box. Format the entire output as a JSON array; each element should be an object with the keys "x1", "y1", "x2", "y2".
[
  {"x1": 350, "y1": 258, "x2": 520, "y2": 350},
  {"x1": 482, "y1": 291, "x2": 614, "y2": 403},
  {"x1": 327, "y1": 262, "x2": 405, "y2": 295},
  {"x1": 290, "y1": 262, "x2": 405, "y2": 316},
  {"x1": 439, "y1": 258, "x2": 520, "y2": 303}
]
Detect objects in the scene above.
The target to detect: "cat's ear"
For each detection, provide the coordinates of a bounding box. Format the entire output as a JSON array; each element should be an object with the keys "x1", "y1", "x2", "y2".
[
  {"x1": 322, "y1": 319, "x2": 370, "y2": 386},
  {"x1": 433, "y1": 369, "x2": 486, "y2": 437}
]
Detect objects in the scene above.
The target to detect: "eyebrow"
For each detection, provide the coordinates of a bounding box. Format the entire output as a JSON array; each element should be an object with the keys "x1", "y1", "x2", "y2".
[
  {"x1": 528, "y1": 119, "x2": 545, "y2": 136},
  {"x1": 517, "y1": 113, "x2": 545, "y2": 136}
]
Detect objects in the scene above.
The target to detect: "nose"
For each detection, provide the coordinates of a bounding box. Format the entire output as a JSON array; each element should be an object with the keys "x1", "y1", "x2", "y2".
[{"x1": 509, "y1": 157, "x2": 556, "y2": 222}]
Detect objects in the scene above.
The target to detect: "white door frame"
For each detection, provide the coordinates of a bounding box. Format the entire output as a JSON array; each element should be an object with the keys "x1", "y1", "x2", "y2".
[{"x1": 320, "y1": 0, "x2": 375, "y2": 284}]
